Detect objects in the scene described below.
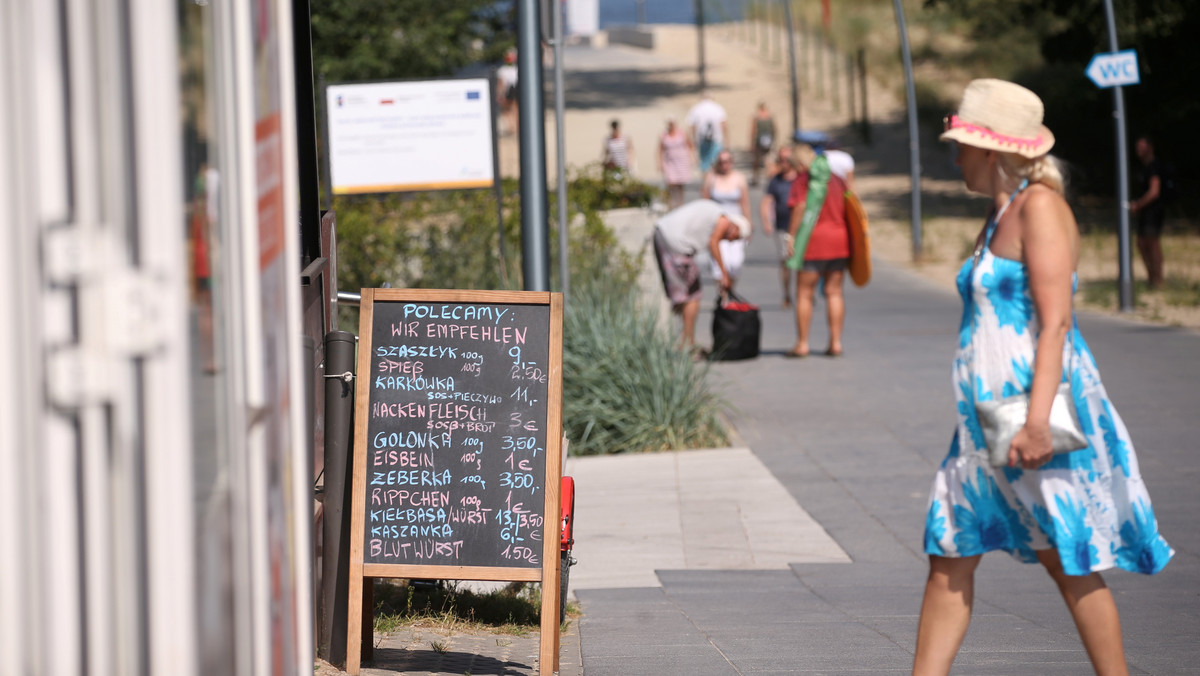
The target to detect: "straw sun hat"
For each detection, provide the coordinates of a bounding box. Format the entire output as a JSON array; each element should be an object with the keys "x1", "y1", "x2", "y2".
[{"x1": 940, "y1": 79, "x2": 1055, "y2": 159}]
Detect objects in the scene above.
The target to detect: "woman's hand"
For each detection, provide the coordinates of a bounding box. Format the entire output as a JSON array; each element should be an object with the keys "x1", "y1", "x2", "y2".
[{"x1": 1009, "y1": 421, "x2": 1054, "y2": 469}]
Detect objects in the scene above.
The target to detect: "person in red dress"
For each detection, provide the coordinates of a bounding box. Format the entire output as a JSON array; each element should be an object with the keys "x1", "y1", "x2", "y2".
[{"x1": 785, "y1": 145, "x2": 850, "y2": 358}]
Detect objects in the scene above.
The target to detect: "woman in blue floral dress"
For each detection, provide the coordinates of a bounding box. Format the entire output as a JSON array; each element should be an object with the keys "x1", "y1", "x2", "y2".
[{"x1": 913, "y1": 80, "x2": 1173, "y2": 676}]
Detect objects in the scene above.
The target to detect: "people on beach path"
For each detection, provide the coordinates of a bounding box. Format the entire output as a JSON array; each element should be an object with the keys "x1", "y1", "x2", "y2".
[
  {"x1": 496, "y1": 48, "x2": 519, "y2": 137},
  {"x1": 686, "y1": 92, "x2": 728, "y2": 173},
  {"x1": 1131, "y1": 135, "x2": 1165, "y2": 289},
  {"x1": 602, "y1": 118, "x2": 633, "y2": 175},
  {"x1": 914, "y1": 78, "x2": 1173, "y2": 676},
  {"x1": 702, "y1": 149, "x2": 752, "y2": 287},
  {"x1": 652, "y1": 199, "x2": 750, "y2": 350},
  {"x1": 748, "y1": 101, "x2": 776, "y2": 187},
  {"x1": 760, "y1": 146, "x2": 798, "y2": 307},
  {"x1": 658, "y1": 118, "x2": 694, "y2": 209},
  {"x1": 785, "y1": 143, "x2": 850, "y2": 358}
]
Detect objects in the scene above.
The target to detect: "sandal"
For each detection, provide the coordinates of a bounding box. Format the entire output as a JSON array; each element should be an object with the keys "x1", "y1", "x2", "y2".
[{"x1": 785, "y1": 348, "x2": 809, "y2": 359}]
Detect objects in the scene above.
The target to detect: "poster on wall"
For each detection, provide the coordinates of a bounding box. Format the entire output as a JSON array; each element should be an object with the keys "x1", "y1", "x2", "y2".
[{"x1": 325, "y1": 78, "x2": 495, "y2": 195}]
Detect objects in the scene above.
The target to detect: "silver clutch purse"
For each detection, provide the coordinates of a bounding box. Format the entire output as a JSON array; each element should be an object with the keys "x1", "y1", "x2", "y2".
[
  {"x1": 968, "y1": 187, "x2": 1089, "y2": 468},
  {"x1": 975, "y1": 382, "x2": 1088, "y2": 467}
]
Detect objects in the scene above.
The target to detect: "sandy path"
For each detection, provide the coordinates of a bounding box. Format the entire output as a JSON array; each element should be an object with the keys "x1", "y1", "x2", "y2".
[{"x1": 501, "y1": 23, "x2": 1198, "y2": 330}]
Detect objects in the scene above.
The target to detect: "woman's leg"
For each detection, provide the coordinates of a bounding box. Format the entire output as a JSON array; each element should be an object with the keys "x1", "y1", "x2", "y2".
[
  {"x1": 792, "y1": 270, "x2": 819, "y2": 355},
  {"x1": 779, "y1": 261, "x2": 792, "y2": 307},
  {"x1": 913, "y1": 554, "x2": 981, "y2": 676},
  {"x1": 823, "y1": 268, "x2": 846, "y2": 355},
  {"x1": 1036, "y1": 550, "x2": 1129, "y2": 676},
  {"x1": 668, "y1": 184, "x2": 684, "y2": 210}
]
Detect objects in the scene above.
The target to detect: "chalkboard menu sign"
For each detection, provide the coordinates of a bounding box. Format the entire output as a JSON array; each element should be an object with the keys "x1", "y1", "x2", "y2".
[{"x1": 346, "y1": 289, "x2": 563, "y2": 675}]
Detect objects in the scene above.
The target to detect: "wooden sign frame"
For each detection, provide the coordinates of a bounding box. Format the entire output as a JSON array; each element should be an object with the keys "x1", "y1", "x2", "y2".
[{"x1": 346, "y1": 289, "x2": 563, "y2": 675}]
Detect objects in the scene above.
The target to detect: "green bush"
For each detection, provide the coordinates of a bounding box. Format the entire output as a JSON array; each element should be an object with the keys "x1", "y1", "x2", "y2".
[
  {"x1": 335, "y1": 170, "x2": 728, "y2": 456},
  {"x1": 335, "y1": 168, "x2": 649, "y2": 297},
  {"x1": 562, "y1": 282, "x2": 729, "y2": 455}
]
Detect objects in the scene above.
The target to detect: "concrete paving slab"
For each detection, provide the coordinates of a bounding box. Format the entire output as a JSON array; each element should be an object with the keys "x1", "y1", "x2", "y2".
[{"x1": 565, "y1": 447, "x2": 850, "y2": 593}]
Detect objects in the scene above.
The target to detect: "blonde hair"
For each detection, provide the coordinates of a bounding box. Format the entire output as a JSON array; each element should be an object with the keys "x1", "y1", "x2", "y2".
[
  {"x1": 998, "y1": 153, "x2": 1067, "y2": 196},
  {"x1": 790, "y1": 143, "x2": 817, "y2": 170}
]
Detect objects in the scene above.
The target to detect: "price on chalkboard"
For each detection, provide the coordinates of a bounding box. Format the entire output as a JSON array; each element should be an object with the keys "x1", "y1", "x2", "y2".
[{"x1": 358, "y1": 295, "x2": 555, "y2": 569}]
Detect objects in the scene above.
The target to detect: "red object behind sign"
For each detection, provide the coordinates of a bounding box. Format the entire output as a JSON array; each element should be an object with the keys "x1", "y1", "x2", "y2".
[{"x1": 560, "y1": 476, "x2": 575, "y2": 551}]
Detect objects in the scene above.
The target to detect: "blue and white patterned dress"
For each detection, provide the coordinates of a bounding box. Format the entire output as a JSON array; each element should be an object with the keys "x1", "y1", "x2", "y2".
[{"x1": 923, "y1": 226, "x2": 1173, "y2": 576}]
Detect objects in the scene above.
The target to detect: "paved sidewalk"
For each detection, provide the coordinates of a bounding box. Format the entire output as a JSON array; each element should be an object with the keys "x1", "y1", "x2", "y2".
[
  {"x1": 561, "y1": 25, "x2": 1200, "y2": 676},
  {"x1": 343, "y1": 23, "x2": 1200, "y2": 676}
]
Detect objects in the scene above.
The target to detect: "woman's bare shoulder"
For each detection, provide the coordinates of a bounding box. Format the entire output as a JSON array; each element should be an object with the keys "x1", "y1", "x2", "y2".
[{"x1": 1019, "y1": 185, "x2": 1075, "y2": 228}]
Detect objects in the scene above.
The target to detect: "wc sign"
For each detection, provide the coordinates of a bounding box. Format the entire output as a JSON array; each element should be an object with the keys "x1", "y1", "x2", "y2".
[{"x1": 1086, "y1": 49, "x2": 1140, "y2": 88}]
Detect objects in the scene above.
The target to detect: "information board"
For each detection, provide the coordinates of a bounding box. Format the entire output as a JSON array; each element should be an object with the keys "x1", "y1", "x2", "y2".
[
  {"x1": 346, "y1": 289, "x2": 563, "y2": 675},
  {"x1": 325, "y1": 78, "x2": 495, "y2": 195}
]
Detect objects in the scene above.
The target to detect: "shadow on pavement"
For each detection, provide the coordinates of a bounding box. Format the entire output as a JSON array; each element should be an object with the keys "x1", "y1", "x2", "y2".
[
  {"x1": 565, "y1": 67, "x2": 726, "y2": 110},
  {"x1": 367, "y1": 647, "x2": 533, "y2": 675}
]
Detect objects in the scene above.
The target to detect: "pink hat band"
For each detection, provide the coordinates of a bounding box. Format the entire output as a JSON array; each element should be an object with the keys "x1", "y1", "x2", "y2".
[{"x1": 943, "y1": 114, "x2": 1048, "y2": 155}]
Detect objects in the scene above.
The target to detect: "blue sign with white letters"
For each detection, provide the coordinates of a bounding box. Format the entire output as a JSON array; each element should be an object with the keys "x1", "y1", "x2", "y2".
[{"x1": 1086, "y1": 50, "x2": 1140, "y2": 88}]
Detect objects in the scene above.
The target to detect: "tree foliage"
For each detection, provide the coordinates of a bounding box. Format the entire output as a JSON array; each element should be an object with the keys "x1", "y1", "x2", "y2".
[
  {"x1": 310, "y1": 0, "x2": 514, "y2": 83},
  {"x1": 924, "y1": 0, "x2": 1199, "y2": 208}
]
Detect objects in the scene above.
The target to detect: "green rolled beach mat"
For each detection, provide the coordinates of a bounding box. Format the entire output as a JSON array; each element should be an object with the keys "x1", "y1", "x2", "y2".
[{"x1": 786, "y1": 154, "x2": 831, "y2": 270}]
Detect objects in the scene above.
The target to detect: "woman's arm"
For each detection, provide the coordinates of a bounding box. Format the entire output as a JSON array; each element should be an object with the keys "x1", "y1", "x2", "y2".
[
  {"x1": 760, "y1": 191, "x2": 776, "y2": 235},
  {"x1": 738, "y1": 174, "x2": 751, "y2": 221},
  {"x1": 1008, "y1": 187, "x2": 1079, "y2": 468},
  {"x1": 700, "y1": 173, "x2": 713, "y2": 199},
  {"x1": 709, "y1": 217, "x2": 733, "y2": 290}
]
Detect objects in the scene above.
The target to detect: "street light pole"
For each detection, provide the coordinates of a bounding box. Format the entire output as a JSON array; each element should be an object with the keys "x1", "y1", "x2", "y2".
[
  {"x1": 517, "y1": 0, "x2": 551, "y2": 291},
  {"x1": 552, "y1": 0, "x2": 570, "y2": 301},
  {"x1": 781, "y1": 0, "x2": 800, "y2": 133},
  {"x1": 892, "y1": 0, "x2": 922, "y2": 261},
  {"x1": 1102, "y1": 0, "x2": 1134, "y2": 312},
  {"x1": 695, "y1": 0, "x2": 707, "y2": 90}
]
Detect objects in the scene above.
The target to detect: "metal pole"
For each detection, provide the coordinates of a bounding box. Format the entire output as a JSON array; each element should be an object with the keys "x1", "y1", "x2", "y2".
[
  {"x1": 846, "y1": 53, "x2": 856, "y2": 127},
  {"x1": 490, "y1": 70, "x2": 508, "y2": 287},
  {"x1": 781, "y1": 0, "x2": 800, "y2": 133},
  {"x1": 696, "y1": 0, "x2": 707, "y2": 90},
  {"x1": 1103, "y1": 0, "x2": 1134, "y2": 312},
  {"x1": 292, "y1": 0, "x2": 322, "y2": 266},
  {"x1": 318, "y1": 330, "x2": 356, "y2": 666},
  {"x1": 816, "y1": 29, "x2": 825, "y2": 98},
  {"x1": 892, "y1": 0, "x2": 922, "y2": 261},
  {"x1": 517, "y1": 0, "x2": 551, "y2": 291},
  {"x1": 858, "y1": 48, "x2": 870, "y2": 143},
  {"x1": 553, "y1": 0, "x2": 570, "y2": 302}
]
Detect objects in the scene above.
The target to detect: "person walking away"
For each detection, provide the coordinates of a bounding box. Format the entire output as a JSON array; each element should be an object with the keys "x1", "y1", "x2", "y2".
[
  {"x1": 686, "y1": 92, "x2": 728, "y2": 174},
  {"x1": 785, "y1": 144, "x2": 849, "y2": 358},
  {"x1": 652, "y1": 199, "x2": 751, "y2": 353},
  {"x1": 915, "y1": 79, "x2": 1173, "y2": 676},
  {"x1": 658, "y1": 118, "x2": 694, "y2": 209},
  {"x1": 1130, "y1": 135, "x2": 1165, "y2": 289},
  {"x1": 749, "y1": 101, "x2": 776, "y2": 187},
  {"x1": 602, "y1": 118, "x2": 634, "y2": 176},
  {"x1": 702, "y1": 150, "x2": 751, "y2": 288},
  {"x1": 496, "y1": 48, "x2": 519, "y2": 136},
  {"x1": 760, "y1": 146, "x2": 798, "y2": 307}
]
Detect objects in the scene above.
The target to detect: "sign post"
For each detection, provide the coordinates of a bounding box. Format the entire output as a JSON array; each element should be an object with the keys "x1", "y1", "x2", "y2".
[
  {"x1": 345, "y1": 289, "x2": 563, "y2": 675},
  {"x1": 1089, "y1": 5, "x2": 1138, "y2": 312}
]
